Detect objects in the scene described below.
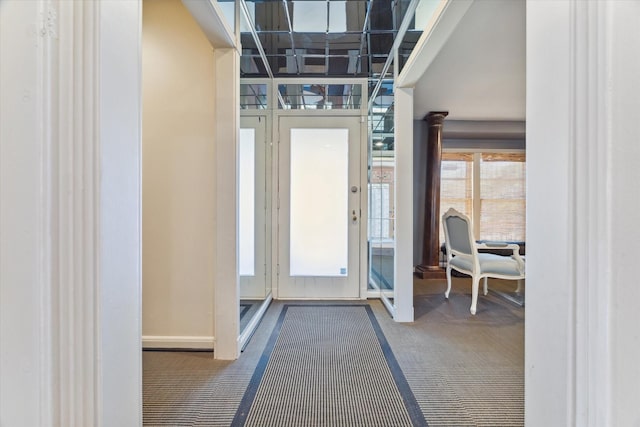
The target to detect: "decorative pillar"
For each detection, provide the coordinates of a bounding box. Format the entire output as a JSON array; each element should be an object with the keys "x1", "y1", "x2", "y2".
[{"x1": 415, "y1": 111, "x2": 448, "y2": 279}]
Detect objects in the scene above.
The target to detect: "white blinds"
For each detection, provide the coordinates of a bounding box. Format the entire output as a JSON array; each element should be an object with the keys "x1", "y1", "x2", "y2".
[
  {"x1": 439, "y1": 153, "x2": 473, "y2": 243},
  {"x1": 439, "y1": 152, "x2": 526, "y2": 244},
  {"x1": 479, "y1": 153, "x2": 526, "y2": 241}
]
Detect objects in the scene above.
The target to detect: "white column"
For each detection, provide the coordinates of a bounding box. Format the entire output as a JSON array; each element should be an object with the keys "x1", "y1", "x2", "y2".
[
  {"x1": 214, "y1": 47, "x2": 240, "y2": 359},
  {"x1": 526, "y1": 1, "x2": 581, "y2": 424},
  {"x1": 393, "y1": 87, "x2": 414, "y2": 322},
  {"x1": 99, "y1": 1, "x2": 143, "y2": 425}
]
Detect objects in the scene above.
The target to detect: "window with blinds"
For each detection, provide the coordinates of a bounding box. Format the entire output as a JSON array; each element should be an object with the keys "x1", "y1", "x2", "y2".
[
  {"x1": 479, "y1": 152, "x2": 526, "y2": 241},
  {"x1": 439, "y1": 151, "x2": 526, "y2": 244},
  {"x1": 439, "y1": 153, "x2": 473, "y2": 243}
]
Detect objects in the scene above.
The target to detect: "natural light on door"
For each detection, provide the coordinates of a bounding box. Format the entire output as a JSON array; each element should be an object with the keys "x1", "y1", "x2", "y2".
[
  {"x1": 290, "y1": 128, "x2": 349, "y2": 276},
  {"x1": 239, "y1": 128, "x2": 255, "y2": 276}
]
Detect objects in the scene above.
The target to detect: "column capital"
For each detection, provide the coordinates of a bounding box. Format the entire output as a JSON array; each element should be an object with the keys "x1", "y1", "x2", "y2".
[{"x1": 423, "y1": 111, "x2": 449, "y2": 126}]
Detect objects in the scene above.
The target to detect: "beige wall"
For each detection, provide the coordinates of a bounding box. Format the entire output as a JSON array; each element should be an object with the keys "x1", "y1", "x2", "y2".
[{"x1": 142, "y1": 0, "x2": 216, "y2": 345}]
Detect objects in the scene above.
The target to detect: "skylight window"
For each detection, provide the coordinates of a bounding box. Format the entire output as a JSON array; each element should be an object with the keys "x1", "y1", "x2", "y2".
[{"x1": 292, "y1": 1, "x2": 346, "y2": 33}]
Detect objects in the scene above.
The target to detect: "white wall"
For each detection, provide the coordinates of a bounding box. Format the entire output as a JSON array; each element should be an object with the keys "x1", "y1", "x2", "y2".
[
  {"x1": 0, "y1": 2, "x2": 47, "y2": 425},
  {"x1": 527, "y1": 1, "x2": 640, "y2": 425},
  {"x1": 142, "y1": 0, "x2": 216, "y2": 348}
]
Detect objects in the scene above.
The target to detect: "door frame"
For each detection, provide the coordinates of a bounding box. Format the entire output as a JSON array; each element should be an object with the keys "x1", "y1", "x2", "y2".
[
  {"x1": 238, "y1": 110, "x2": 274, "y2": 350},
  {"x1": 270, "y1": 78, "x2": 369, "y2": 300},
  {"x1": 276, "y1": 115, "x2": 362, "y2": 299},
  {"x1": 239, "y1": 114, "x2": 269, "y2": 299}
]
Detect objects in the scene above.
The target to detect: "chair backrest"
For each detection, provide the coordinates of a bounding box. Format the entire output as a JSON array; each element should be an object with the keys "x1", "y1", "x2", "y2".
[{"x1": 442, "y1": 208, "x2": 474, "y2": 255}]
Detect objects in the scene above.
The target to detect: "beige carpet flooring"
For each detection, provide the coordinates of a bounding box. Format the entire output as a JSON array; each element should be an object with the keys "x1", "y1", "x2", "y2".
[{"x1": 143, "y1": 277, "x2": 524, "y2": 426}]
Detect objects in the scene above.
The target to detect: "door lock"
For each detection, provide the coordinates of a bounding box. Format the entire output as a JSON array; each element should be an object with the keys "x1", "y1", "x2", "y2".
[{"x1": 352, "y1": 210, "x2": 358, "y2": 222}]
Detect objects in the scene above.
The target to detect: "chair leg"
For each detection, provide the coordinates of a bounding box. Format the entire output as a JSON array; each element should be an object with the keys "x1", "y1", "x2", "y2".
[
  {"x1": 483, "y1": 277, "x2": 488, "y2": 295},
  {"x1": 445, "y1": 266, "x2": 452, "y2": 299},
  {"x1": 470, "y1": 275, "x2": 480, "y2": 315},
  {"x1": 516, "y1": 279, "x2": 523, "y2": 293}
]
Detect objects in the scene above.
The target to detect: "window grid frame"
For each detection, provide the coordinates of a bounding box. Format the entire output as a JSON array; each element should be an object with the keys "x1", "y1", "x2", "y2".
[{"x1": 440, "y1": 149, "x2": 526, "y2": 243}]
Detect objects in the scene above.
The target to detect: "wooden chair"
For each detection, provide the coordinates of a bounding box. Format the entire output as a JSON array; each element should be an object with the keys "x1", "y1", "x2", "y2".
[{"x1": 442, "y1": 208, "x2": 525, "y2": 315}]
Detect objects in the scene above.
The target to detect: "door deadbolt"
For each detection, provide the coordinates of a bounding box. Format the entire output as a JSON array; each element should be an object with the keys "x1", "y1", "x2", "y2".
[{"x1": 351, "y1": 186, "x2": 359, "y2": 193}]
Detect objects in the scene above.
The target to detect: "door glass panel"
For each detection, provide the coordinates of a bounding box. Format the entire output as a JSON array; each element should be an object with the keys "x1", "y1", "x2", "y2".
[
  {"x1": 290, "y1": 128, "x2": 349, "y2": 276},
  {"x1": 239, "y1": 128, "x2": 256, "y2": 276}
]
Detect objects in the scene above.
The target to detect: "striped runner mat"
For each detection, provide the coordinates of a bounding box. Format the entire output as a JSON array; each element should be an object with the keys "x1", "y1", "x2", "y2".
[{"x1": 232, "y1": 304, "x2": 427, "y2": 426}]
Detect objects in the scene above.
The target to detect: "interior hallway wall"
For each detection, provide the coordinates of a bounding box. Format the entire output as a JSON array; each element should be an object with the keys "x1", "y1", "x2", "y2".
[{"x1": 142, "y1": 0, "x2": 216, "y2": 347}]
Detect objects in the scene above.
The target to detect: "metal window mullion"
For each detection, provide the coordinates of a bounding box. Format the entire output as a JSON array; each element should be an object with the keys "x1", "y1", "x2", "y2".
[
  {"x1": 281, "y1": 0, "x2": 301, "y2": 75},
  {"x1": 355, "y1": 0, "x2": 372, "y2": 76},
  {"x1": 325, "y1": 0, "x2": 330, "y2": 76},
  {"x1": 240, "y1": 0, "x2": 274, "y2": 80},
  {"x1": 368, "y1": 0, "x2": 420, "y2": 111}
]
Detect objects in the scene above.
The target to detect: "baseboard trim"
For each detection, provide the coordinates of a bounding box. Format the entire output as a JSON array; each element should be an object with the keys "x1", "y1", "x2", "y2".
[{"x1": 142, "y1": 335, "x2": 215, "y2": 350}]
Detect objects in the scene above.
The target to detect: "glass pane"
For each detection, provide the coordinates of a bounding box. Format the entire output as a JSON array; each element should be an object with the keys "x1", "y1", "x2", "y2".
[
  {"x1": 240, "y1": 83, "x2": 268, "y2": 109},
  {"x1": 239, "y1": 129, "x2": 256, "y2": 276},
  {"x1": 369, "y1": 153, "x2": 395, "y2": 290},
  {"x1": 368, "y1": 80, "x2": 395, "y2": 292},
  {"x1": 278, "y1": 83, "x2": 363, "y2": 110},
  {"x1": 292, "y1": 1, "x2": 346, "y2": 33},
  {"x1": 370, "y1": 183, "x2": 390, "y2": 240},
  {"x1": 290, "y1": 128, "x2": 349, "y2": 276}
]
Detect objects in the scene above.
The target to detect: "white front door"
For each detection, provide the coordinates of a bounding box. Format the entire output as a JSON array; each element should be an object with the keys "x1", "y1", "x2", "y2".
[{"x1": 277, "y1": 116, "x2": 361, "y2": 299}]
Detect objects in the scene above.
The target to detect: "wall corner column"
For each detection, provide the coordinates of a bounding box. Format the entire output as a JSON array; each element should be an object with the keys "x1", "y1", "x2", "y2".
[
  {"x1": 393, "y1": 86, "x2": 415, "y2": 322},
  {"x1": 213, "y1": 47, "x2": 240, "y2": 359}
]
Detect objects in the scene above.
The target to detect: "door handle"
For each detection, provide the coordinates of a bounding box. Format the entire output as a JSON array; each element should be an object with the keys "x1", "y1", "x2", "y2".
[{"x1": 352, "y1": 210, "x2": 358, "y2": 222}]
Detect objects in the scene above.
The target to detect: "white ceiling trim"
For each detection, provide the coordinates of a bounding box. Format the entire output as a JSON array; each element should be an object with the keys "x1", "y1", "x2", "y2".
[{"x1": 182, "y1": 0, "x2": 236, "y2": 49}]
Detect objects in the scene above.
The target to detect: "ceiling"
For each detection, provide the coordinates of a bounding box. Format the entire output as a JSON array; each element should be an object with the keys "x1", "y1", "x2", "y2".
[{"x1": 412, "y1": 0, "x2": 526, "y2": 121}]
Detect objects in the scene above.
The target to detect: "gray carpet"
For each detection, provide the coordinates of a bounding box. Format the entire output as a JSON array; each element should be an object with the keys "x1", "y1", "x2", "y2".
[
  {"x1": 143, "y1": 277, "x2": 524, "y2": 426},
  {"x1": 404, "y1": 278, "x2": 524, "y2": 426}
]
